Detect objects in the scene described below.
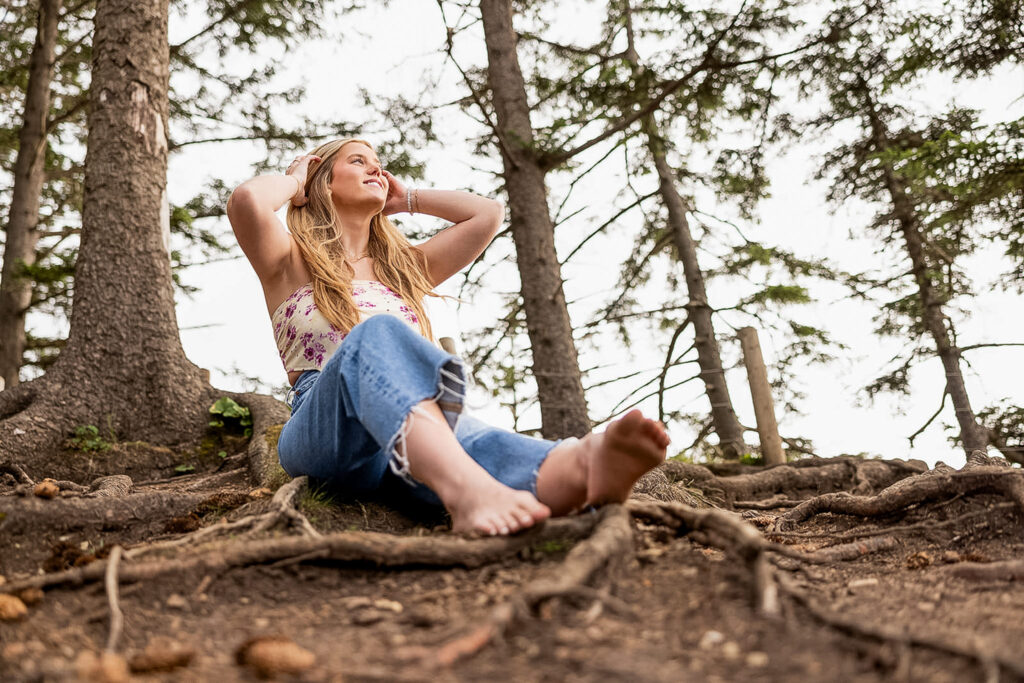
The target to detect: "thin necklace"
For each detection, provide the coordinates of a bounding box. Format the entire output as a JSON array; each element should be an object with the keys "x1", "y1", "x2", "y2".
[{"x1": 346, "y1": 254, "x2": 372, "y2": 263}]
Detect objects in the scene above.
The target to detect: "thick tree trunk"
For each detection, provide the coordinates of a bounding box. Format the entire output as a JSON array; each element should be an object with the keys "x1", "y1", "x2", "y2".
[
  {"x1": 864, "y1": 104, "x2": 989, "y2": 455},
  {"x1": 0, "y1": 0, "x2": 213, "y2": 470},
  {"x1": 0, "y1": 0, "x2": 63, "y2": 388},
  {"x1": 644, "y1": 123, "x2": 745, "y2": 458},
  {"x1": 479, "y1": 0, "x2": 590, "y2": 438}
]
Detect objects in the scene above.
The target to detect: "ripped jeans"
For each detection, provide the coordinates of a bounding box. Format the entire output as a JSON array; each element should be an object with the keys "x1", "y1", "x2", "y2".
[{"x1": 276, "y1": 314, "x2": 560, "y2": 508}]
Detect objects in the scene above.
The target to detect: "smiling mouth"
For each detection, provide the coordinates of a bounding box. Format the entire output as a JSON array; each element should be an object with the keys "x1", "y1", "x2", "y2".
[{"x1": 364, "y1": 179, "x2": 384, "y2": 189}]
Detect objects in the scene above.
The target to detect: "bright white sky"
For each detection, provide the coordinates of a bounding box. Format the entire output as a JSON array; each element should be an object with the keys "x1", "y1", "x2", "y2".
[{"x1": 160, "y1": 1, "x2": 1023, "y2": 468}]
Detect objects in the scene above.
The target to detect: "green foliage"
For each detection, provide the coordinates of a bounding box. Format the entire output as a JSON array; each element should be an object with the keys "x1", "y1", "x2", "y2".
[
  {"x1": 209, "y1": 397, "x2": 253, "y2": 437},
  {"x1": 67, "y1": 425, "x2": 111, "y2": 452},
  {"x1": 174, "y1": 463, "x2": 196, "y2": 474}
]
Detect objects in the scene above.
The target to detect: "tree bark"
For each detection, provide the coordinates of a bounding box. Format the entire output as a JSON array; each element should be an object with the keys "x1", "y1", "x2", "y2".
[
  {"x1": 862, "y1": 92, "x2": 989, "y2": 456},
  {"x1": 643, "y1": 123, "x2": 745, "y2": 457},
  {"x1": 737, "y1": 327, "x2": 784, "y2": 465},
  {"x1": 0, "y1": 0, "x2": 215, "y2": 471},
  {"x1": 619, "y1": 4, "x2": 744, "y2": 457},
  {"x1": 479, "y1": 0, "x2": 590, "y2": 438},
  {"x1": 0, "y1": 0, "x2": 63, "y2": 388}
]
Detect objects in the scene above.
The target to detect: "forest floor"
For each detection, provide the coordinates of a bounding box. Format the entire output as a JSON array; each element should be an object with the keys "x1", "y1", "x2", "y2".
[{"x1": 2, "y1": 438, "x2": 1024, "y2": 682}]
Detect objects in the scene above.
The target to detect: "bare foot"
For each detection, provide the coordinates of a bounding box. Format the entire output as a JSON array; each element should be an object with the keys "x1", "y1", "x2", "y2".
[
  {"x1": 585, "y1": 409, "x2": 669, "y2": 506},
  {"x1": 446, "y1": 475, "x2": 551, "y2": 536}
]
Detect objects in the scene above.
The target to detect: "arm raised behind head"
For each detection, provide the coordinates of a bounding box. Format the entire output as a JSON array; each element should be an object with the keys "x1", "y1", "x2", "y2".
[
  {"x1": 393, "y1": 182, "x2": 504, "y2": 288},
  {"x1": 226, "y1": 156, "x2": 317, "y2": 282}
]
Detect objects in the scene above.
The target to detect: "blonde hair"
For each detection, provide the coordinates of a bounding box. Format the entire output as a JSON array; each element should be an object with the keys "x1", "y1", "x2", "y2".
[{"x1": 286, "y1": 138, "x2": 435, "y2": 340}]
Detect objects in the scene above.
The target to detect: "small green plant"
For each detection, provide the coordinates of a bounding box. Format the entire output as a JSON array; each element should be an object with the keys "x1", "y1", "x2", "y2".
[
  {"x1": 532, "y1": 539, "x2": 572, "y2": 555},
  {"x1": 67, "y1": 425, "x2": 112, "y2": 452},
  {"x1": 174, "y1": 463, "x2": 196, "y2": 474},
  {"x1": 209, "y1": 397, "x2": 253, "y2": 437}
]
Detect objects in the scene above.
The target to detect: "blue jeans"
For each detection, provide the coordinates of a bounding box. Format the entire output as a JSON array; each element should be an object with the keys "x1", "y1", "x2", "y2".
[{"x1": 276, "y1": 315, "x2": 560, "y2": 508}]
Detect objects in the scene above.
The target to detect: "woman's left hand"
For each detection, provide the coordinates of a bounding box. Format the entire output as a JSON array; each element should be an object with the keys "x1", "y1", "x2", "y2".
[{"x1": 381, "y1": 170, "x2": 408, "y2": 216}]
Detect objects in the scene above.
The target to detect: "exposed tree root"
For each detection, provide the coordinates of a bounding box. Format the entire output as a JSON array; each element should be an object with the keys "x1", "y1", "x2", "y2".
[
  {"x1": 769, "y1": 502, "x2": 1017, "y2": 542},
  {"x1": 943, "y1": 559, "x2": 1024, "y2": 582},
  {"x1": 0, "y1": 490, "x2": 210, "y2": 535},
  {"x1": 774, "y1": 536, "x2": 899, "y2": 564},
  {"x1": 0, "y1": 514, "x2": 601, "y2": 595},
  {"x1": 626, "y1": 500, "x2": 778, "y2": 615},
  {"x1": 658, "y1": 457, "x2": 923, "y2": 505},
  {"x1": 228, "y1": 391, "x2": 290, "y2": 489},
  {"x1": 0, "y1": 379, "x2": 37, "y2": 421},
  {"x1": 0, "y1": 462, "x2": 34, "y2": 486},
  {"x1": 774, "y1": 458, "x2": 1024, "y2": 531},
  {"x1": 125, "y1": 476, "x2": 319, "y2": 560},
  {"x1": 434, "y1": 506, "x2": 634, "y2": 667},
  {"x1": 777, "y1": 572, "x2": 1024, "y2": 679}
]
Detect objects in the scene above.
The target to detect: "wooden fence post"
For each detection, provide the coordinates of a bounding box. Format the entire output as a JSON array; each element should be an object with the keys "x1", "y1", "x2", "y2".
[{"x1": 737, "y1": 327, "x2": 785, "y2": 465}]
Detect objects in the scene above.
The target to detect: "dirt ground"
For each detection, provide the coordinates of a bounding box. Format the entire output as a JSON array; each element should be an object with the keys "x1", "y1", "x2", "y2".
[{"x1": 2, "y1": 446, "x2": 1024, "y2": 682}]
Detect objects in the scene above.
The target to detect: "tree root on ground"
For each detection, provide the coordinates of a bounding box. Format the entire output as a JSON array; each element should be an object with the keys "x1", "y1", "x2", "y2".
[
  {"x1": 433, "y1": 506, "x2": 634, "y2": 667},
  {"x1": 0, "y1": 379, "x2": 37, "y2": 422},
  {"x1": 943, "y1": 559, "x2": 1024, "y2": 582},
  {"x1": 0, "y1": 490, "x2": 211, "y2": 535},
  {"x1": 228, "y1": 392, "x2": 290, "y2": 489},
  {"x1": 125, "y1": 476, "x2": 319, "y2": 560},
  {"x1": 0, "y1": 514, "x2": 601, "y2": 595},
  {"x1": 774, "y1": 456, "x2": 1024, "y2": 531},
  {"x1": 627, "y1": 499, "x2": 779, "y2": 616},
  {"x1": 658, "y1": 457, "x2": 924, "y2": 506},
  {"x1": 0, "y1": 462, "x2": 34, "y2": 486},
  {"x1": 769, "y1": 501, "x2": 1017, "y2": 542},
  {"x1": 776, "y1": 572, "x2": 1024, "y2": 679},
  {"x1": 773, "y1": 536, "x2": 899, "y2": 564}
]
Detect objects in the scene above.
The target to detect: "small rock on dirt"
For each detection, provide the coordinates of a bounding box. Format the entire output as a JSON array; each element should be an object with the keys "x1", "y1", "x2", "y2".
[
  {"x1": 847, "y1": 577, "x2": 879, "y2": 591},
  {"x1": 165, "y1": 593, "x2": 187, "y2": 609},
  {"x1": 236, "y1": 636, "x2": 316, "y2": 678},
  {"x1": 128, "y1": 640, "x2": 195, "y2": 673},
  {"x1": 746, "y1": 651, "x2": 769, "y2": 668},
  {"x1": 17, "y1": 587, "x2": 43, "y2": 606},
  {"x1": 0, "y1": 594, "x2": 28, "y2": 620},
  {"x1": 34, "y1": 480, "x2": 59, "y2": 499},
  {"x1": 698, "y1": 630, "x2": 725, "y2": 650},
  {"x1": 75, "y1": 651, "x2": 131, "y2": 682}
]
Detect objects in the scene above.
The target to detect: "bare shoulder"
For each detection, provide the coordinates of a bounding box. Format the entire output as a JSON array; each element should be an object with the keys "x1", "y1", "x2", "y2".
[{"x1": 258, "y1": 238, "x2": 313, "y2": 318}]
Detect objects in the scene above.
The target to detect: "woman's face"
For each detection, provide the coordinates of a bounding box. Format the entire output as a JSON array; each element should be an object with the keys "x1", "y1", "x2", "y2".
[{"x1": 329, "y1": 141, "x2": 388, "y2": 213}]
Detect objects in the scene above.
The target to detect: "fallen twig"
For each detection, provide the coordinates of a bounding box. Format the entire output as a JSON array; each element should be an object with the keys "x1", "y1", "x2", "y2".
[{"x1": 105, "y1": 546, "x2": 124, "y2": 653}]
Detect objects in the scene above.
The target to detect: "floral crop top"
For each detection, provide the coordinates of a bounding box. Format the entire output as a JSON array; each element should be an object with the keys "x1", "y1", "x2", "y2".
[{"x1": 271, "y1": 280, "x2": 421, "y2": 374}]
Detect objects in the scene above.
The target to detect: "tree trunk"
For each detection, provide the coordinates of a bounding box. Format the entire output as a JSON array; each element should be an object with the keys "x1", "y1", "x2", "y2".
[
  {"x1": 620, "y1": 4, "x2": 744, "y2": 457},
  {"x1": 479, "y1": 0, "x2": 590, "y2": 438},
  {"x1": 0, "y1": 0, "x2": 214, "y2": 471},
  {"x1": 863, "y1": 100, "x2": 989, "y2": 456},
  {"x1": 0, "y1": 0, "x2": 63, "y2": 388},
  {"x1": 644, "y1": 122, "x2": 745, "y2": 458}
]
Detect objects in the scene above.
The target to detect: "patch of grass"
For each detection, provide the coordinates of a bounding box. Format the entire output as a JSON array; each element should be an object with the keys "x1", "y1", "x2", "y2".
[
  {"x1": 532, "y1": 539, "x2": 573, "y2": 555},
  {"x1": 266, "y1": 463, "x2": 291, "y2": 491}
]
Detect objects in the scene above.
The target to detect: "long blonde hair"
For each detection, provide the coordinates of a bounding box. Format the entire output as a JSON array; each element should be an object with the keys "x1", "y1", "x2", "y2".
[{"x1": 286, "y1": 138, "x2": 435, "y2": 340}]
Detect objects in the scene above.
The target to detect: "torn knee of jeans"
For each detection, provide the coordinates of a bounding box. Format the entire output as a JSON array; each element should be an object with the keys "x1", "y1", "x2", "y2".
[{"x1": 387, "y1": 403, "x2": 440, "y2": 484}]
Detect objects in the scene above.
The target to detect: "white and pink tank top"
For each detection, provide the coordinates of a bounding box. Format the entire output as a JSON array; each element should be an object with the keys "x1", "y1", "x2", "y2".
[{"x1": 271, "y1": 280, "x2": 421, "y2": 374}]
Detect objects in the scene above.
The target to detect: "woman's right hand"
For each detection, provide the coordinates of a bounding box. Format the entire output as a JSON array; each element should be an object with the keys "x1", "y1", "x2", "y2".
[{"x1": 285, "y1": 154, "x2": 322, "y2": 207}]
